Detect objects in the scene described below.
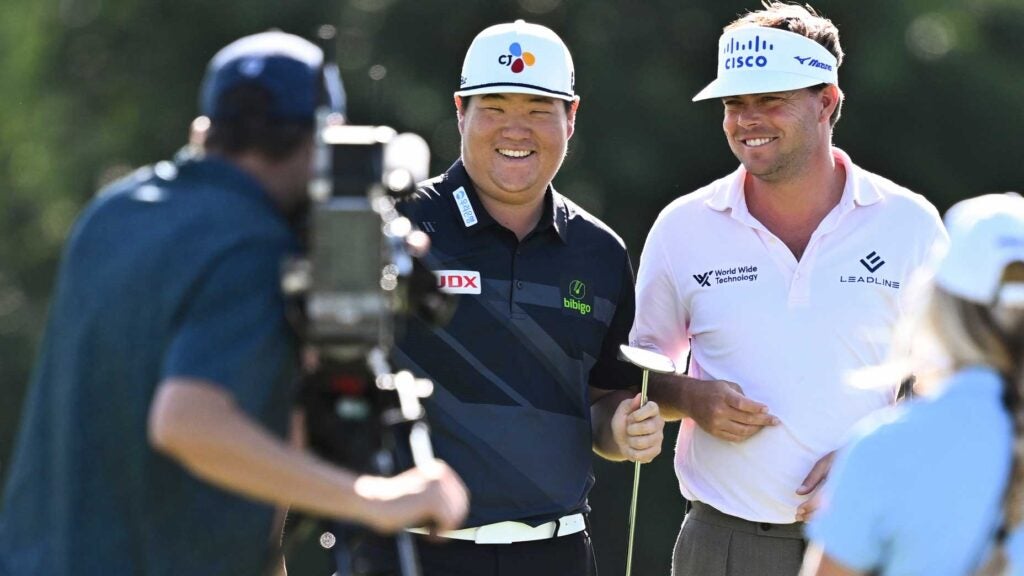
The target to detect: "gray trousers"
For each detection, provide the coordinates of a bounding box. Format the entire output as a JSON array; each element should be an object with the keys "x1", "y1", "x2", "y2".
[{"x1": 672, "y1": 502, "x2": 807, "y2": 576}]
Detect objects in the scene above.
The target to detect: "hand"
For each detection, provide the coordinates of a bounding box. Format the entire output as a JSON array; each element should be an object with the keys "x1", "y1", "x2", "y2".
[
  {"x1": 795, "y1": 450, "x2": 835, "y2": 522},
  {"x1": 612, "y1": 393, "x2": 664, "y2": 463},
  {"x1": 686, "y1": 379, "x2": 778, "y2": 442},
  {"x1": 355, "y1": 460, "x2": 469, "y2": 533}
]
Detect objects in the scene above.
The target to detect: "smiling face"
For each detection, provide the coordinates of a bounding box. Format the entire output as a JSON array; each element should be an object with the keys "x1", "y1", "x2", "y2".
[
  {"x1": 457, "y1": 92, "x2": 577, "y2": 209},
  {"x1": 721, "y1": 86, "x2": 837, "y2": 183}
]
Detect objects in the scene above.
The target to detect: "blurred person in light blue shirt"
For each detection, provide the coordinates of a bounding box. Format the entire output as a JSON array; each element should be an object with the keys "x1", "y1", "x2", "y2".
[{"x1": 801, "y1": 192, "x2": 1024, "y2": 576}]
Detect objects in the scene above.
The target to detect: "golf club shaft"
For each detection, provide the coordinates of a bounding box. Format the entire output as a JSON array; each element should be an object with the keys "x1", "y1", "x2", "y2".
[{"x1": 625, "y1": 367, "x2": 650, "y2": 576}]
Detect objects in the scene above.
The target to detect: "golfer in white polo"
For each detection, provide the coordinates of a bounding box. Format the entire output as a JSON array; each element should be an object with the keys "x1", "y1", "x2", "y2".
[{"x1": 630, "y1": 4, "x2": 947, "y2": 575}]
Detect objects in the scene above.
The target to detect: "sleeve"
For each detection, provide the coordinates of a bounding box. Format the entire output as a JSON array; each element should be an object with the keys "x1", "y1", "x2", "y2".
[
  {"x1": 163, "y1": 239, "x2": 295, "y2": 405},
  {"x1": 899, "y1": 206, "x2": 951, "y2": 312},
  {"x1": 588, "y1": 249, "x2": 642, "y2": 390},
  {"x1": 807, "y1": 429, "x2": 893, "y2": 572},
  {"x1": 629, "y1": 214, "x2": 691, "y2": 369}
]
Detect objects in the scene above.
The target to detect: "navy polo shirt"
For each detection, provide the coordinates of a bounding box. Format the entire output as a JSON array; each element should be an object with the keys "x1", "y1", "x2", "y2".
[
  {"x1": 0, "y1": 157, "x2": 299, "y2": 576},
  {"x1": 396, "y1": 160, "x2": 640, "y2": 527}
]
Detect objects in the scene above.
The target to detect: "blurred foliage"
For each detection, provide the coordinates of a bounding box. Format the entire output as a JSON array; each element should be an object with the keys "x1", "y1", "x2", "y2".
[{"x1": 0, "y1": 0, "x2": 1021, "y2": 574}]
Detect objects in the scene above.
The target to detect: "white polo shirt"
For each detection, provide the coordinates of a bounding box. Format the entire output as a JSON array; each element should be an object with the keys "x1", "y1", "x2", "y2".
[{"x1": 631, "y1": 148, "x2": 947, "y2": 523}]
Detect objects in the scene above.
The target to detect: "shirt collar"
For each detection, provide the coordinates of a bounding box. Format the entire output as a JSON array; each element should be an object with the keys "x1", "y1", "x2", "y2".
[
  {"x1": 441, "y1": 160, "x2": 498, "y2": 231},
  {"x1": 834, "y1": 147, "x2": 883, "y2": 208},
  {"x1": 550, "y1": 191, "x2": 570, "y2": 243},
  {"x1": 442, "y1": 159, "x2": 569, "y2": 243},
  {"x1": 705, "y1": 147, "x2": 884, "y2": 216},
  {"x1": 939, "y1": 365, "x2": 1006, "y2": 401},
  {"x1": 176, "y1": 155, "x2": 283, "y2": 216}
]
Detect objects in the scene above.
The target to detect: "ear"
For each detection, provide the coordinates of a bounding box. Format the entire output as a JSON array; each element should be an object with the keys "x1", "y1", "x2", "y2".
[
  {"x1": 566, "y1": 96, "x2": 580, "y2": 140},
  {"x1": 819, "y1": 84, "x2": 842, "y2": 124},
  {"x1": 455, "y1": 95, "x2": 466, "y2": 134},
  {"x1": 189, "y1": 116, "x2": 210, "y2": 149}
]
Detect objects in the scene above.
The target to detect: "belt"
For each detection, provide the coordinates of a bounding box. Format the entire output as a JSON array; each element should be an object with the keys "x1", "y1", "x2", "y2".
[
  {"x1": 406, "y1": 513, "x2": 586, "y2": 544},
  {"x1": 688, "y1": 501, "x2": 805, "y2": 540}
]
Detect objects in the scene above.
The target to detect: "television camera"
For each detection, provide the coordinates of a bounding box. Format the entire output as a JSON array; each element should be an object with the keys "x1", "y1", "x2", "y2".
[{"x1": 279, "y1": 25, "x2": 453, "y2": 576}]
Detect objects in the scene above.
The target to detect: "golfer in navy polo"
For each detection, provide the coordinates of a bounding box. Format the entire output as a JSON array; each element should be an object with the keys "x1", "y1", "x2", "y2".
[{"x1": 344, "y1": 20, "x2": 665, "y2": 576}]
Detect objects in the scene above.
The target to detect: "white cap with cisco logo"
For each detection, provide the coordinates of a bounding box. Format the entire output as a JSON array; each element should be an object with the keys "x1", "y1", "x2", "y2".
[
  {"x1": 693, "y1": 26, "x2": 839, "y2": 101},
  {"x1": 455, "y1": 19, "x2": 576, "y2": 102},
  {"x1": 934, "y1": 193, "x2": 1024, "y2": 307}
]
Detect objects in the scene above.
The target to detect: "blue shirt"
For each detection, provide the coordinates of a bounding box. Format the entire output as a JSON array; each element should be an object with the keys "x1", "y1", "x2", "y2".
[
  {"x1": 809, "y1": 366, "x2": 1024, "y2": 575},
  {"x1": 395, "y1": 161, "x2": 640, "y2": 527},
  {"x1": 0, "y1": 157, "x2": 299, "y2": 576}
]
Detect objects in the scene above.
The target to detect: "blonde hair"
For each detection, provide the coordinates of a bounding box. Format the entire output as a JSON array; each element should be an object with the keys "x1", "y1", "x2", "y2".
[
  {"x1": 725, "y1": 1, "x2": 844, "y2": 68},
  {"x1": 940, "y1": 261, "x2": 1024, "y2": 575}
]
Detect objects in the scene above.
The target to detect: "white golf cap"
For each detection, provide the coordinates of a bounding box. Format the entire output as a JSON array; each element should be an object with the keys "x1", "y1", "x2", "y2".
[
  {"x1": 455, "y1": 20, "x2": 576, "y2": 102},
  {"x1": 693, "y1": 26, "x2": 839, "y2": 101},
  {"x1": 934, "y1": 193, "x2": 1024, "y2": 307}
]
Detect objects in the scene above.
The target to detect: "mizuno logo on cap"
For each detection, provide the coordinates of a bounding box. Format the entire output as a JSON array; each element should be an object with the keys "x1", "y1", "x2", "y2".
[{"x1": 794, "y1": 56, "x2": 834, "y2": 71}]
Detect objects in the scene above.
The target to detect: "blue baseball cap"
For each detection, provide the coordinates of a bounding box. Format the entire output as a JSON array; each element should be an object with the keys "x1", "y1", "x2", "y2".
[{"x1": 199, "y1": 31, "x2": 323, "y2": 121}]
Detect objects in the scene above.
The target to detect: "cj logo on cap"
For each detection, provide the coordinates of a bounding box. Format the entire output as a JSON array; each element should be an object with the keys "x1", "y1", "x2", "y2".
[{"x1": 497, "y1": 42, "x2": 536, "y2": 73}]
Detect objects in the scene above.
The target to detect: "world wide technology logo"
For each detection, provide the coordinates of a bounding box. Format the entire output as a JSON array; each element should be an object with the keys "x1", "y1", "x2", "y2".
[{"x1": 497, "y1": 43, "x2": 536, "y2": 73}]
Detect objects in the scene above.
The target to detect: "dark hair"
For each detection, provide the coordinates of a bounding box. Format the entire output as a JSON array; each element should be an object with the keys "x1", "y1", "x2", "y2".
[
  {"x1": 727, "y1": 2, "x2": 845, "y2": 128},
  {"x1": 204, "y1": 83, "x2": 314, "y2": 161}
]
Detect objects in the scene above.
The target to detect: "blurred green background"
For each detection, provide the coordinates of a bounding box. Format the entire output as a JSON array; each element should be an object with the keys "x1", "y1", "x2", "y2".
[{"x1": 1, "y1": 0, "x2": 1021, "y2": 574}]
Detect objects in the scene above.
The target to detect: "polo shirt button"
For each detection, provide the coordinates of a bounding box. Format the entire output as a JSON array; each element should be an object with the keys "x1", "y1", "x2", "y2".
[
  {"x1": 759, "y1": 523, "x2": 771, "y2": 531},
  {"x1": 516, "y1": 280, "x2": 524, "y2": 289}
]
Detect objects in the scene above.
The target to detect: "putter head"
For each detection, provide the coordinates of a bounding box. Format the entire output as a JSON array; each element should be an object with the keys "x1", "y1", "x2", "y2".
[{"x1": 618, "y1": 344, "x2": 676, "y2": 374}]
